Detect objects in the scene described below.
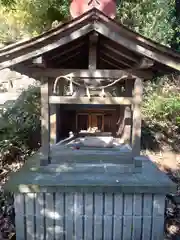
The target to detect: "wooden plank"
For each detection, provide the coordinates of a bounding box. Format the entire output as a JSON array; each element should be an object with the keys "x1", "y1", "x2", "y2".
[
  {"x1": 100, "y1": 57, "x2": 120, "y2": 69},
  {"x1": 55, "y1": 51, "x2": 81, "y2": 65},
  {"x1": 132, "y1": 78, "x2": 143, "y2": 157},
  {"x1": 22, "y1": 68, "x2": 153, "y2": 80},
  {"x1": 100, "y1": 50, "x2": 132, "y2": 68},
  {"x1": 94, "y1": 21, "x2": 180, "y2": 71},
  {"x1": 40, "y1": 81, "x2": 50, "y2": 165},
  {"x1": 48, "y1": 42, "x2": 84, "y2": 61},
  {"x1": 102, "y1": 45, "x2": 154, "y2": 69},
  {"x1": 103, "y1": 43, "x2": 139, "y2": 63},
  {"x1": 49, "y1": 96, "x2": 133, "y2": 105}
]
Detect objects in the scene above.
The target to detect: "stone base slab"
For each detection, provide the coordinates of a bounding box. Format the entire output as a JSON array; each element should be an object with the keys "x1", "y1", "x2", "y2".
[{"x1": 15, "y1": 192, "x2": 165, "y2": 240}]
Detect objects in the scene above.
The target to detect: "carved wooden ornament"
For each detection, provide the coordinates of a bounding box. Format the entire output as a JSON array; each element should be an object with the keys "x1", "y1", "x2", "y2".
[{"x1": 70, "y1": 0, "x2": 116, "y2": 19}]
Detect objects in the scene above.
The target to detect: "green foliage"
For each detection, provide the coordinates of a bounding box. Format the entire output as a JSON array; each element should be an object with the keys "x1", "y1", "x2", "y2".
[
  {"x1": 141, "y1": 76, "x2": 180, "y2": 152},
  {"x1": 0, "y1": 86, "x2": 40, "y2": 164},
  {"x1": 0, "y1": 0, "x2": 178, "y2": 48},
  {"x1": 143, "y1": 76, "x2": 180, "y2": 127},
  {"x1": 117, "y1": 0, "x2": 175, "y2": 46},
  {"x1": 0, "y1": 0, "x2": 69, "y2": 43}
]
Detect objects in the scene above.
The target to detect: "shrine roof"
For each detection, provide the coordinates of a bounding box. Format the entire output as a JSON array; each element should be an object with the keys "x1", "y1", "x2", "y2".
[{"x1": 0, "y1": 8, "x2": 179, "y2": 74}]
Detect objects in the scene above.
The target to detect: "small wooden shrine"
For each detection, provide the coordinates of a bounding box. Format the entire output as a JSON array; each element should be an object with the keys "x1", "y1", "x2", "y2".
[{"x1": 2, "y1": 1, "x2": 180, "y2": 239}]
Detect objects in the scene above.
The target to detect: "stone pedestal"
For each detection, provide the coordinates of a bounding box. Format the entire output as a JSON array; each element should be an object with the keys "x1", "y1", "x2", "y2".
[
  {"x1": 4, "y1": 147, "x2": 176, "y2": 240},
  {"x1": 14, "y1": 192, "x2": 165, "y2": 240}
]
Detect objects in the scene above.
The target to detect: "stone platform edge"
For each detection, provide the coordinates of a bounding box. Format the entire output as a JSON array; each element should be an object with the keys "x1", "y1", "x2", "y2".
[{"x1": 4, "y1": 149, "x2": 177, "y2": 194}]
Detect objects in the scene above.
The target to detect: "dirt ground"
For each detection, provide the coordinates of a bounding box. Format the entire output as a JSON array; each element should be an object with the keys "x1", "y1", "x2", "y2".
[{"x1": 147, "y1": 151, "x2": 180, "y2": 184}]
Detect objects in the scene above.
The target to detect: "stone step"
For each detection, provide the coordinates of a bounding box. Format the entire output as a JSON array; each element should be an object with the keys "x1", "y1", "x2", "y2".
[
  {"x1": 51, "y1": 153, "x2": 133, "y2": 164},
  {"x1": 39, "y1": 163, "x2": 141, "y2": 174}
]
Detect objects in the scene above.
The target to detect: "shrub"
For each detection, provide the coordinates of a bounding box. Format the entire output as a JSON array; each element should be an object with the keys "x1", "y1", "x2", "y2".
[
  {"x1": 142, "y1": 75, "x2": 180, "y2": 151},
  {"x1": 143, "y1": 77, "x2": 180, "y2": 128},
  {"x1": 0, "y1": 86, "x2": 41, "y2": 165}
]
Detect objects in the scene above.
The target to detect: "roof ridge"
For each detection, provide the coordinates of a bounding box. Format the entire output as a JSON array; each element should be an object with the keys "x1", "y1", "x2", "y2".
[{"x1": 0, "y1": 9, "x2": 96, "y2": 55}]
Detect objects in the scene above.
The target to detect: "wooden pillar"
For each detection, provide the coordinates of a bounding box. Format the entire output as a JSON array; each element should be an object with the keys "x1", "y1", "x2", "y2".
[
  {"x1": 40, "y1": 79, "x2": 50, "y2": 165},
  {"x1": 123, "y1": 106, "x2": 132, "y2": 144},
  {"x1": 50, "y1": 104, "x2": 57, "y2": 144},
  {"x1": 88, "y1": 33, "x2": 98, "y2": 70},
  {"x1": 132, "y1": 78, "x2": 143, "y2": 157}
]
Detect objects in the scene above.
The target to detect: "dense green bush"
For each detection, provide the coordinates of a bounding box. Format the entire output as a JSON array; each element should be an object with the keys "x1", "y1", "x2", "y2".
[
  {"x1": 0, "y1": 86, "x2": 40, "y2": 165},
  {"x1": 142, "y1": 75, "x2": 180, "y2": 151},
  {"x1": 143, "y1": 76, "x2": 180, "y2": 127}
]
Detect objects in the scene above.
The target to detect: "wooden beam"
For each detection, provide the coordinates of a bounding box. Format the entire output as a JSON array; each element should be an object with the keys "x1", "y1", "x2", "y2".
[
  {"x1": 137, "y1": 57, "x2": 154, "y2": 69},
  {"x1": 49, "y1": 96, "x2": 133, "y2": 105},
  {"x1": 131, "y1": 78, "x2": 143, "y2": 157},
  {"x1": 0, "y1": 24, "x2": 93, "y2": 70},
  {"x1": 53, "y1": 51, "x2": 81, "y2": 65},
  {"x1": 103, "y1": 43, "x2": 139, "y2": 63},
  {"x1": 95, "y1": 22, "x2": 180, "y2": 71},
  {"x1": 88, "y1": 32, "x2": 98, "y2": 70},
  {"x1": 47, "y1": 42, "x2": 84, "y2": 61},
  {"x1": 40, "y1": 80, "x2": 50, "y2": 165},
  {"x1": 100, "y1": 57, "x2": 121, "y2": 69},
  {"x1": 100, "y1": 50, "x2": 132, "y2": 68},
  {"x1": 23, "y1": 68, "x2": 153, "y2": 80},
  {"x1": 32, "y1": 56, "x2": 46, "y2": 67}
]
